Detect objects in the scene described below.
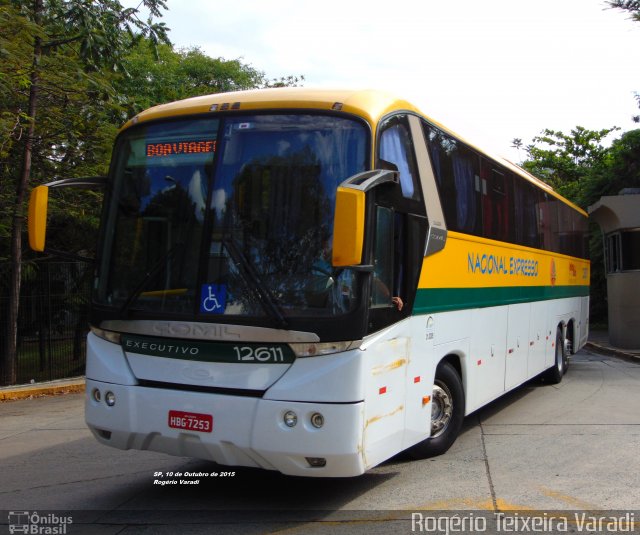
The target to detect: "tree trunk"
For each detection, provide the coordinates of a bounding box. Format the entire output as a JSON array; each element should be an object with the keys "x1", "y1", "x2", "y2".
[{"x1": 1, "y1": 0, "x2": 42, "y2": 386}]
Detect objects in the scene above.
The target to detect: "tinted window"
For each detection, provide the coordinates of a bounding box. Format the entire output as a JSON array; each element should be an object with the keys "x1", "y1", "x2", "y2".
[
  {"x1": 607, "y1": 230, "x2": 640, "y2": 272},
  {"x1": 481, "y1": 159, "x2": 514, "y2": 242},
  {"x1": 423, "y1": 123, "x2": 481, "y2": 235},
  {"x1": 422, "y1": 121, "x2": 588, "y2": 258},
  {"x1": 379, "y1": 115, "x2": 420, "y2": 200},
  {"x1": 621, "y1": 231, "x2": 640, "y2": 270}
]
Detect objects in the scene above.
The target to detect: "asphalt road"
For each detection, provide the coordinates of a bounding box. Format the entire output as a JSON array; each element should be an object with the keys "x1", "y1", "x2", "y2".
[{"x1": 1, "y1": 347, "x2": 639, "y2": 534}]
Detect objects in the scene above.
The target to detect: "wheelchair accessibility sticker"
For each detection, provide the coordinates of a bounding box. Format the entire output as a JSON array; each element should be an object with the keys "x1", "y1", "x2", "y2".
[{"x1": 200, "y1": 284, "x2": 227, "y2": 314}]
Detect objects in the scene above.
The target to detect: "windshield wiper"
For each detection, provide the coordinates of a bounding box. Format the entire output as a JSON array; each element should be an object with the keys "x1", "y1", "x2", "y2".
[
  {"x1": 223, "y1": 235, "x2": 288, "y2": 330},
  {"x1": 119, "y1": 243, "x2": 184, "y2": 317}
]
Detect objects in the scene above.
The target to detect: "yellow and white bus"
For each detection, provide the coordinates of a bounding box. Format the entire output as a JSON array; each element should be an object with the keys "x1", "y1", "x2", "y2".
[{"x1": 29, "y1": 88, "x2": 589, "y2": 477}]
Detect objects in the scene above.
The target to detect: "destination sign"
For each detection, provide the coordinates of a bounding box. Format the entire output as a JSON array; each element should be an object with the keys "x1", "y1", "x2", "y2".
[{"x1": 146, "y1": 140, "x2": 216, "y2": 158}]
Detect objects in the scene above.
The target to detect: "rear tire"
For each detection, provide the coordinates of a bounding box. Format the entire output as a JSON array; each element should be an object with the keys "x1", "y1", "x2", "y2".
[
  {"x1": 543, "y1": 326, "x2": 565, "y2": 384},
  {"x1": 408, "y1": 360, "x2": 465, "y2": 459}
]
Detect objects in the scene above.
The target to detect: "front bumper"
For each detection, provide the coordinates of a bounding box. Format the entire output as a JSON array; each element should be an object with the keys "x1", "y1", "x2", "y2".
[{"x1": 86, "y1": 379, "x2": 366, "y2": 477}]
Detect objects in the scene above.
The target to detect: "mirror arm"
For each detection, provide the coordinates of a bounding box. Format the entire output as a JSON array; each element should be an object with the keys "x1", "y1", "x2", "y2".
[
  {"x1": 41, "y1": 249, "x2": 94, "y2": 263},
  {"x1": 45, "y1": 176, "x2": 107, "y2": 189},
  {"x1": 348, "y1": 264, "x2": 374, "y2": 272},
  {"x1": 337, "y1": 169, "x2": 399, "y2": 192}
]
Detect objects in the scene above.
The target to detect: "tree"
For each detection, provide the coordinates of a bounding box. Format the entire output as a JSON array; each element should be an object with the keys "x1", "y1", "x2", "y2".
[
  {"x1": 583, "y1": 129, "x2": 640, "y2": 203},
  {"x1": 516, "y1": 126, "x2": 619, "y2": 206},
  {"x1": 608, "y1": 0, "x2": 640, "y2": 22},
  {"x1": 1, "y1": 0, "x2": 169, "y2": 386},
  {"x1": 114, "y1": 42, "x2": 303, "y2": 123},
  {"x1": 1, "y1": 2, "x2": 306, "y2": 385}
]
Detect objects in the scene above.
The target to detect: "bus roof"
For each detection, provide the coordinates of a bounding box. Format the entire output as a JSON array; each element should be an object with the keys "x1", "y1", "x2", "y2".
[
  {"x1": 121, "y1": 87, "x2": 587, "y2": 217},
  {"x1": 121, "y1": 87, "x2": 422, "y2": 130}
]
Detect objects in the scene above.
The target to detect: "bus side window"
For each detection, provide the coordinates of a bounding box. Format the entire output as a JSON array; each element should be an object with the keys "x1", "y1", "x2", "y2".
[
  {"x1": 379, "y1": 116, "x2": 420, "y2": 200},
  {"x1": 422, "y1": 122, "x2": 481, "y2": 236},
  {"x1": 481, "y1": 160, "x2": 513, "y2": 242},
  {"x1": 371, "y1": 206, "x2": 407, "y2": 311},
  {"x1": 451, "y1": 146, "x2": 481, "y2": 235},
  {"x1": 371, "y1": 206, "x2": 395, "y2": 308}
]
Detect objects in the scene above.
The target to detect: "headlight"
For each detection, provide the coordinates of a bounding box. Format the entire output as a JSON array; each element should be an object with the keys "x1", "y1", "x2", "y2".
[
  {"x1": 283, "y1": 410, "x2": 297, "y2": 427},
  {"x1": 289, "y1": 340, "x2": 360, "y2": 358},
  {"x1": 90, "y1": 326, "x2": 121, "y2": 345}
]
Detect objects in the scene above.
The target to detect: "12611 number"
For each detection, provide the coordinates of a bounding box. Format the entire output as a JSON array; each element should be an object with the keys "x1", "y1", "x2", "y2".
[{"x1": 234, "y1": 346, "x2": 285, "y2": 362}]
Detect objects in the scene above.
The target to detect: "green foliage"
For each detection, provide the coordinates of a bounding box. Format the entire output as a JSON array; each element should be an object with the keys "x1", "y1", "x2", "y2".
[
  {"x1": 0, "y1": 3, "x2": 38, "y2": 159},
  {"x1": 583, "y1": 129, "x2": 640, "y2": 204},
  {"x1": 0, "y1": 0, "x2": 171, "y2": 262},
  {"x1": 1, "y1": 0, "x2": 303, "y2": 383},
  {"x1": 521, "y1": 126, "x2": 640, "y2": 209},
  {"x1": 113, "y1": 42, "x2": 304, "y2": 121},
  {"x1": 607, "y1": 0, "x2": 640, "y2": 22},
  {"x1": 40, "y1": 0, "x2": 170, "y2": 71},
  {"x1": 0, "y1": 1, "x2": 303, "y2": 261},
  {"x1": 115, "y1": 43, "x2": 259, "y2": 120},
  {"x1": 517, "y1": 126, "x2": 619, "y2": 207}
]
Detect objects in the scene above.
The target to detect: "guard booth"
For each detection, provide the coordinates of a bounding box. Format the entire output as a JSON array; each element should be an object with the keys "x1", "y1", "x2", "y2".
[{"x1": 589, "y1": 189, "x2": 640, "y2": 349}]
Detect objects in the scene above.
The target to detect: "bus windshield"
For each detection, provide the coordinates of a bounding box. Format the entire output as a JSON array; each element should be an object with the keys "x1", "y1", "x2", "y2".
[{"x1": 96, "y1": 113, "x2": 368, "y2": 324}]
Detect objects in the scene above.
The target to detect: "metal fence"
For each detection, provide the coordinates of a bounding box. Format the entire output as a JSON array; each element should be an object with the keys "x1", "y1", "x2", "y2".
[{"x1": 0, "y1": 261, "x2": 91, "y2": 385}]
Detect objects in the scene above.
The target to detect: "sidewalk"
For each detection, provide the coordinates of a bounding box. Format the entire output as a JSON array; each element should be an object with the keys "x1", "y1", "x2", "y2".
[
  {"x1": 0, "y1": 376, "x2": 85, "y2": 401},
  {"x1": 1, "y1": 329, "x2": 638, "y2": 402},
  {"x1": 585, "y1": 328, "x2": 640, "y2": 362}
]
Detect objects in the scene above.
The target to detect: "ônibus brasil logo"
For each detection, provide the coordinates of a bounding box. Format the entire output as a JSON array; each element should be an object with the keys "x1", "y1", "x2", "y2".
[{"x1": 7, "y1": 511, "x2": 72, "y2": 534}]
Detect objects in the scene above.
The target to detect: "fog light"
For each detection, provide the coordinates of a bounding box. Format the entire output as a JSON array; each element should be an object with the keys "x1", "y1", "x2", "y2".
[
  {"x1": 92, "y1": 388, "x2": 101, "y2": 402},
  {"x1": 283, "y1": 410, "x2": 297, "y2": 427},
  {"x1": 305, "y1": 457, "x2": 327, "y2": 468},
  {"x1": 310, "y1": 412, "x2": 324, "y2": 428},
  {"x1": 105, "y1": 391, "x2": 116, "y2": 407}
]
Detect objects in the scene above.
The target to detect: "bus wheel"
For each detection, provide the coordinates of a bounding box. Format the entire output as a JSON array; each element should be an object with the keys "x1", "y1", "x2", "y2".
[
  {"x1": 408, "y1": 361, "x2": 464, "y2": 459},
  {"x1": 544, "y1": 326, "x2": 565, "y2": 384}
]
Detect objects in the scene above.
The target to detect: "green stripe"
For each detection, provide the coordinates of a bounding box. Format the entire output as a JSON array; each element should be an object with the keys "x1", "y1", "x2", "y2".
[{"x1": 413, "y1": 285, "x2": 589, "y2": 314}]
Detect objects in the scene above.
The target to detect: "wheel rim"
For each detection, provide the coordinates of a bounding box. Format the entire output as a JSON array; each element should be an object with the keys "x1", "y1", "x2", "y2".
[
  {"x1": 431, "y1": 381, "x2": 453, "y2": 437},
  {"x1": 556, "y1": 332, "x2": 564, "y2": 374}
]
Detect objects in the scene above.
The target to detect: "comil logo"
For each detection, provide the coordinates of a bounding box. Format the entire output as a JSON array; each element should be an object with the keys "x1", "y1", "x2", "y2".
[{"x1": 8, "y1": 511, "x2": 73, "y2": 534}]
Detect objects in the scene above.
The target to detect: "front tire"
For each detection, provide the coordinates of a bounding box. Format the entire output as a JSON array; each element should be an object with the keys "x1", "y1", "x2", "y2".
[{"x1": 408, "y1": 360, "x2": 465, "y2": 459}]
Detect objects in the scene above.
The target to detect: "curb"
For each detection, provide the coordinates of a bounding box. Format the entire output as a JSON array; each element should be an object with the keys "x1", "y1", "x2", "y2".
[
  {"x1": 585, "y1": 341, "x2": 640, "y2": 363},
  {"x1": 0, "y1": 378, "x2": 85, "y2": 402}
]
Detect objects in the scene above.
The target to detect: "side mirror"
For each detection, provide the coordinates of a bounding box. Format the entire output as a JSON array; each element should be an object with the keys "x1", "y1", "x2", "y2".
[
  {"x1": 28, "y1": 185, "x2": 49, "y2": 252},
  {"x1": 332, "y1": 186, "x2": 365, "y2": 267},
  {"x1": 27, "y1": 176, "x2": 106, "y2": 260},
  {"x1": 331, "y1": 170, "x2": 399, "y2": 267}
]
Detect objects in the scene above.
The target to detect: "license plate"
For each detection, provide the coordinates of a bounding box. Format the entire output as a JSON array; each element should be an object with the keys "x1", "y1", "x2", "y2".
[{"x1": 168, "y1": 410, "x2": 213, "y2": 433}]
